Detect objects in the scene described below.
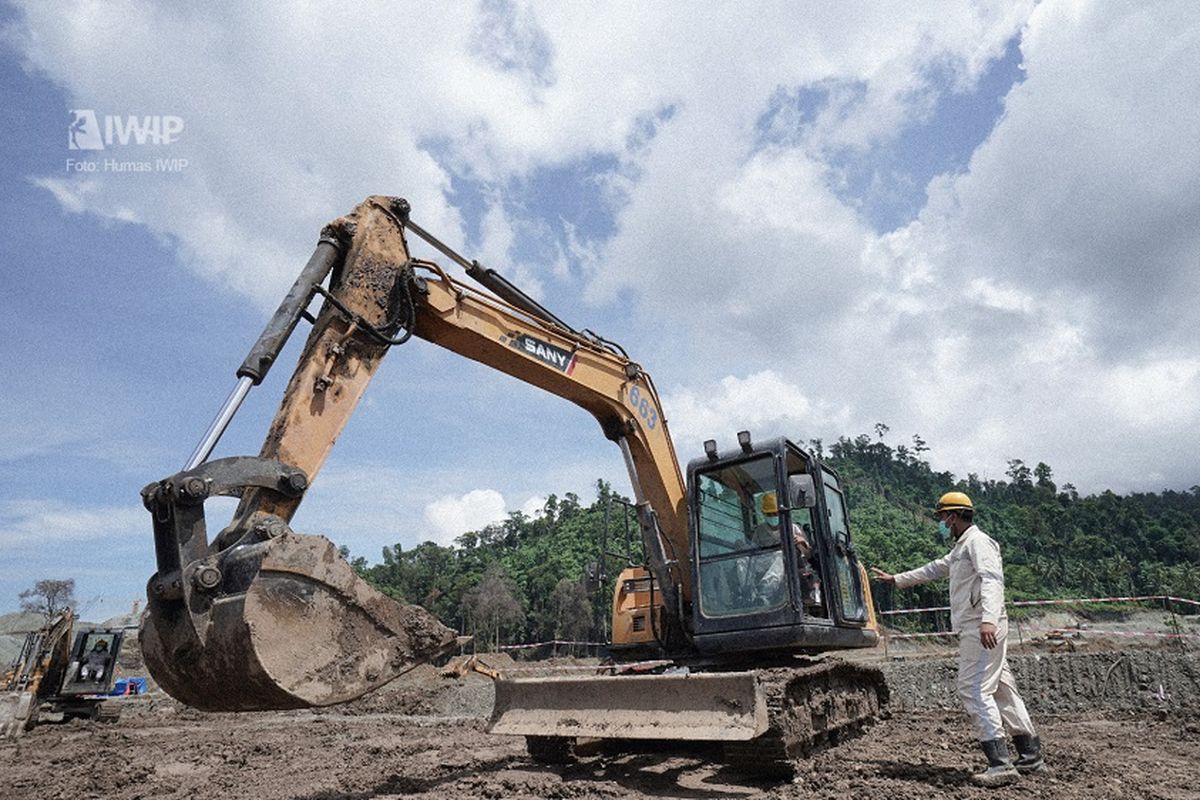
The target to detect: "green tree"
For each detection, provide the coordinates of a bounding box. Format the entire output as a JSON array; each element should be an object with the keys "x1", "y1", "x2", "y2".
[
  {"x1": 463, "y1": 564, "x2": 523, "y2": 652},
  {"x1": 550, "y1": 578, "x2": 593, "y2": 654}
]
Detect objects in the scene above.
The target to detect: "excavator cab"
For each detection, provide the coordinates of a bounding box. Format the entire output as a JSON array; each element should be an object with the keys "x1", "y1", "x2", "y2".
[
  {"x1": 687, "y1": 434, "x2": 877, "y2": 655},
  {"x1": 608, "y1": 434, "x2": 880, "y2": 658}
]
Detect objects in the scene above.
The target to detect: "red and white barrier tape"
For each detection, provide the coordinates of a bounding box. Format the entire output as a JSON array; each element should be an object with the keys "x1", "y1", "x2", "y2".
[
  {"x1": 880, "y1": 594, "x2": 1199, "y2": 617},
  {"x1": 498, "y1": 639, "x2": 607, "y2": 651},
  {"x1": 886, "y1": 621, "x2": 1200, "y2": 642},
  {"x1": 886, "y1": 631, "x2": 959, "y2": 640},
  {"x1": 1013, "y1": 595, "x2": 1182, "y2": 608},
  {"x1": 881, "y1": 605, "x2": 951, "y2": 616}
]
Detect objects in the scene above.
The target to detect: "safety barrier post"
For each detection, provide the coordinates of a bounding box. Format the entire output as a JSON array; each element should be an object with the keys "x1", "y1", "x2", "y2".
[{"x1": 1166, "y1": 595, "x2": 1184, "y2": 651}]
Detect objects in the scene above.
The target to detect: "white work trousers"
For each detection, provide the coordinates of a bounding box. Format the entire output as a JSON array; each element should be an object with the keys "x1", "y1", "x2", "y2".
[{"x1": 956, "y1": 619, "x2": 1036, "y2": 742}]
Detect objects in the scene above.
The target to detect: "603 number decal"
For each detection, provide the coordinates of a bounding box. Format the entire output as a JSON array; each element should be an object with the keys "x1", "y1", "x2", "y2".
[{"x1": 627, "y1": 385, "x2": 658, "y2": 430}]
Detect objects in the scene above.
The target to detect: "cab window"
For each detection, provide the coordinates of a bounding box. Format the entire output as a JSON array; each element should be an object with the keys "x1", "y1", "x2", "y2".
[{"x1": 695, "y1": 455, "x2": 787, "y2": 617}]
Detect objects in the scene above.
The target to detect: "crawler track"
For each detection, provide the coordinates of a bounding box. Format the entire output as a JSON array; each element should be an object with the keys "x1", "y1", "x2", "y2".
[
  {"x1": 520, "y1": 659, "x2": 889, "y2": 776},
  {"x1": 722, "y1": 660, "x2": 888, "y2": 777}
]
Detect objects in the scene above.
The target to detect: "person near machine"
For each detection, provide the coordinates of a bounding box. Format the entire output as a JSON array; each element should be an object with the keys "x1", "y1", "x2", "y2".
[
  {"x1": 870, "y1": 492, "x2": 1044, "y2": 787},
  {"x1": 79, "y1": 639, "x2": 112, "y2": 682}
]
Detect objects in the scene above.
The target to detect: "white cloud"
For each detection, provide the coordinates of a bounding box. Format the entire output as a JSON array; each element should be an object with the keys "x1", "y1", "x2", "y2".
[
  {"x1": 919, "y1": 1, "x2": 1200, "y2": 332},
  {"x1": 8, "y1": 0, "x2": 1199, "y2": 497},
  {"x1": 0, "y1": 499, "x2": 143, "y2": 551},
  {"x1": 1102, "y1": 359, "x2": 1200, "y2": 429},
  {"x1": 664, "y1": 370, "x2": 851, "y2": 454},
  {"x1": 519, "y1": 494, "x2": 547, "y2": 518},
  {"x1": 419, "y1": 489, "x2": 565, "y2": 545},
  {"x1": 8, "y1": 2, "x2": 1033, "y2": 310},
  {"x1": 423, "y1": 489, "x2": 508, "y2": 546},
  {"x1": 603, "y1": 2, "x2": 1200, "y2": 493}
]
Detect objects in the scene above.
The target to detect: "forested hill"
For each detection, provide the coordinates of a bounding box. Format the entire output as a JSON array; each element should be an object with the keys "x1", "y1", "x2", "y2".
[
  {"x1": 814, "y1": 431, "x2": 1199, "y2": 612},
  {"x1": 349, "y1": 431, "x2": 1200, "y2": 647}
]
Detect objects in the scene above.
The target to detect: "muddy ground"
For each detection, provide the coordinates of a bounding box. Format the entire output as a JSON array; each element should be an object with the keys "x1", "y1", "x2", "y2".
[{"x1": 2, "y1": 648, "x2": 1198, "y2": 800}]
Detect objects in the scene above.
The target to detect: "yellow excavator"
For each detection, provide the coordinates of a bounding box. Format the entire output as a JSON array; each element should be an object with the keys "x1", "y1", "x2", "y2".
[
  {"x1": 140, "y1": 196, "x2": 885, "y2": 775},
  {"x1": 2, "y1": 609, "x2": 126, "y2": 737}
]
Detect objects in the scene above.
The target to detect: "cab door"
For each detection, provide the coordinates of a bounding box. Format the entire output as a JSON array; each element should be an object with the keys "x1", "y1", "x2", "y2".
[
  {"x1": 690, "y1": 452, "x2": 800, "y2": 635},
  {"x1": 819, "y1": 469, "x2": 868, "y2": 624}
]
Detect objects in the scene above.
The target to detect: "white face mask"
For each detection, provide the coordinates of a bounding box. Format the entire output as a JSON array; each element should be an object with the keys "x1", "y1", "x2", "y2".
[{"x1": 937, "y1": 519, "x2": 952, "y2": 543}]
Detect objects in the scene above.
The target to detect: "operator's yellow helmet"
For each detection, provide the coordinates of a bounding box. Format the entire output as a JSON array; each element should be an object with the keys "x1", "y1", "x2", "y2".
[
  {"x1": 762, "y1": 492, "x2": 779, "y2": 515},
  {"x1": 935, "y1": 491, "x2": 974, "y2": 513}
]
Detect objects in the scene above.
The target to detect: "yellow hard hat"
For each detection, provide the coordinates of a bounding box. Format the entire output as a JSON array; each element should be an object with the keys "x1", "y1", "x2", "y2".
[
  {"x1": 762, "y1": 492, "x2": 779, "y2": 515},
  {"x1": 935, "y1": 491, "x2": 973, "y2": 513}
]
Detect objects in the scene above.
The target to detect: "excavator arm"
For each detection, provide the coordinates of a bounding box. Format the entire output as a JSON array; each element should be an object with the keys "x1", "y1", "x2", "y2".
[{"x1": 140, "y1": 196, "x2": 688, "y2": 712}]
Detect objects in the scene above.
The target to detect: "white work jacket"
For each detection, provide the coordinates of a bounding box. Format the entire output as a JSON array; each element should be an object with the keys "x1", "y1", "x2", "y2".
[{"x1": 893, "y1": 525, "x2": 1006, "y2": 632}]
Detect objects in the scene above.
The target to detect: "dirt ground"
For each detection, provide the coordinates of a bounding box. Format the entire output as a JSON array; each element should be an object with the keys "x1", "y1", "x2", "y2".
[{"x1": 4, "y1": 646, "x2": 1200, "y2": 799}]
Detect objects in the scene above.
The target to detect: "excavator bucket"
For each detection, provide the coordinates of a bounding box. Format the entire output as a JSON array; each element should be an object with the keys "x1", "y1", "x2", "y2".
[
  {"x1": 142, "y1": 530, "x2": 458, "y2": 711},
  {"x1": 140, "y1": 458, "x2": 458, "y2": 712},
  {"x1": 0, "y1": 692, "x2": 36, "y2": 738}
]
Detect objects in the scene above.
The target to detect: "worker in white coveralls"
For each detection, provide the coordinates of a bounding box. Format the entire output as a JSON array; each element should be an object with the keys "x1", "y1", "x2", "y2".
[{"x1": 870, "y1": 492, "x2": 1045, "y2": 787}]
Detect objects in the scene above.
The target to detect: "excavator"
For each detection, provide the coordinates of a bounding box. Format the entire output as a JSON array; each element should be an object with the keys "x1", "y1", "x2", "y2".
[
  {"x1": 139, "y1": 195, "x2": 886, "y2": 775},
  {"x1": 2, "y1": 609, "x2": 126, "y2": 737}
]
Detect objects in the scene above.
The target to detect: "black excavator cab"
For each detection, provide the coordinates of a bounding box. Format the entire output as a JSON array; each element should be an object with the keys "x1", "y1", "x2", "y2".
[{"x1": 686, "y1": 434, "x2": 878, "y2": 656}]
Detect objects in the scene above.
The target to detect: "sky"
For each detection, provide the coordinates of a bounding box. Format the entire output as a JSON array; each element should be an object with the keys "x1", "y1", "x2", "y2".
[{"x1": 1, "y1": 1, "x2": 1198, "y2": 620}]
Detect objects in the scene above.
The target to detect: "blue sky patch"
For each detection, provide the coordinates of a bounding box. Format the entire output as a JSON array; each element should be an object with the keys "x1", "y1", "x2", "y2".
[{"x1": 754, "y1": 35, "x2": 1024, "y2": 233}]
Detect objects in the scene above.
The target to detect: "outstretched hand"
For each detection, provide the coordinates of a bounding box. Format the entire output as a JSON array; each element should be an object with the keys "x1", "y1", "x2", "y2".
[{"x1": 869, "y1": 567, "x2": 895, "y2": 584}]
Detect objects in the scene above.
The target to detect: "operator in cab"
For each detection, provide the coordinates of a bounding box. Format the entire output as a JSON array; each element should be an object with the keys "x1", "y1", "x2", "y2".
[
  {"x1": 79, "y1": 639, "x2": 112, "y2": 682},
  {"x1": 745, "y1": 492, "x2": 822, "y2": 609}
]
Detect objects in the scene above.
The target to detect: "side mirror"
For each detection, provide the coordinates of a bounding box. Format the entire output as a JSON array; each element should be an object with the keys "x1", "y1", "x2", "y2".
[{"x1": 789, "y1": 474, "x2": 817, "y2": 508}]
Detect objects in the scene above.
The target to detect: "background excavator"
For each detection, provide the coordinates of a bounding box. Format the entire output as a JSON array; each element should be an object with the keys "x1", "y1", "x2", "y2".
[
  {"x1": 1, "y1": 609, "x2": 126, "y2": 737},
  {"x1": 140, "y1": 196, "x2": 886, "y2": 775}
]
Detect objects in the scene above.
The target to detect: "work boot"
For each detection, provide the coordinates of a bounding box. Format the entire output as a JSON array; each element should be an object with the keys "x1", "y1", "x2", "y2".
[
  {"x1": 1012, "y1": 734, "x2": 1045, "y2": 774},
  {"x1": 972, "y1": 739, "x2": 1019, "y2": 787}
]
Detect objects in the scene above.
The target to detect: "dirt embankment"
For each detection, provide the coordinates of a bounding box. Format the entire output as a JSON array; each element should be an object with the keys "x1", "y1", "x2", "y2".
[{"x1": 884, "y1": 650, "x2": 1200, "y2": 714}]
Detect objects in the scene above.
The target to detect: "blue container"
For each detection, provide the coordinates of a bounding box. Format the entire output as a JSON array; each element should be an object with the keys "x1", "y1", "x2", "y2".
[{"x1": 110, "y1": 677, "x2": 148, "y2": 696}]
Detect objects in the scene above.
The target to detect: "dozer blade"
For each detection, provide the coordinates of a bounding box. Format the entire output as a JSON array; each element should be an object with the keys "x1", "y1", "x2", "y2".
[
  {"x1": 490, "y1": 671, "x2": 769, "y2": 741},
  {"x1": 141, "y1": 530, "x2": 458, "y2": 712}
]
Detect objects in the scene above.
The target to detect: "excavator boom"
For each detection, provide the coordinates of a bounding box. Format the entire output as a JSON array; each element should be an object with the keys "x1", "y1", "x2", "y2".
[
  {"x1": 142, "y1": 199, "x2": 457, "y2": 710},
  {"x1": 140, "y1": 197, "x2": 686, "y2": 711}
]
